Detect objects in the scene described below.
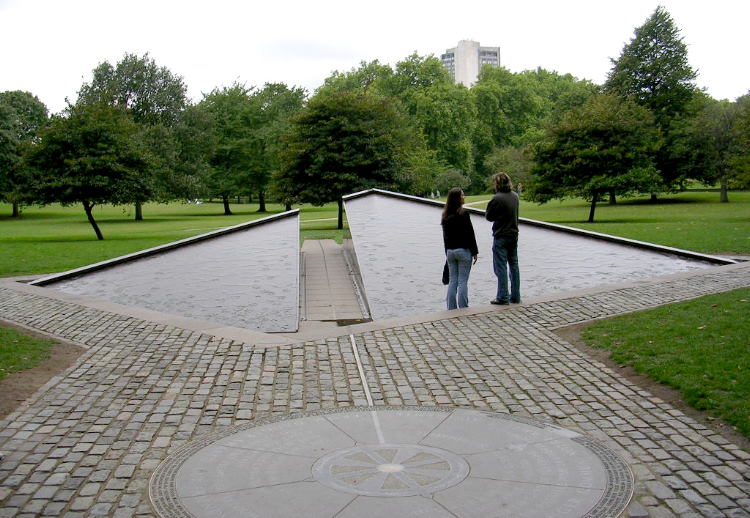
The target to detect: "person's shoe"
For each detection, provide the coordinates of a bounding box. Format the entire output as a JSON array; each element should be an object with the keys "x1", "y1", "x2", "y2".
[
  {"x1": 490, "y1": 299, "x2": 509, "y2": 305},
  {"x1": 510, "y1": 299, "x2": 522, "y2": 304}
]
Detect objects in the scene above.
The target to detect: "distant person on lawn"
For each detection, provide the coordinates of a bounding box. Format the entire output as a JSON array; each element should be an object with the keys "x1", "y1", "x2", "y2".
[
  {"x1": 441, "y1": 188, "x2": 478, "y2": 310},
  {"x1": 485, "y1": 172, "x2": 521, "y2": 305}
]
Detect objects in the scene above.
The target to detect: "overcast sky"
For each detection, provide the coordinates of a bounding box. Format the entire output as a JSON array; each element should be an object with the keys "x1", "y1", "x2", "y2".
[{"x1": 1, "y1": 0, "x2": 748, "y2": 114}]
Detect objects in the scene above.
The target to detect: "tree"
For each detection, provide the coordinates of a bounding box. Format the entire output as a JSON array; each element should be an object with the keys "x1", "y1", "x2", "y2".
[
  {"x1": 605, "y1": 6, "x2": 698, "y2": 191},
  {"x1": 412, "y1": 83, "x2": 477, "y2": 180},
  {"x1": 483, "y1": 146, "x2": 533, "y2": 192},
  {"x1": 246, "y1": 83, "x2": 306, "y2": 211},
  {"x1": 677, "y1": 95, "x2": 750, "y2": 202},
  {"x1": 169, "y1": 104, "x2": 217, "y2": 201},
  {"x1": 196, "y1": 84, "x2": 257, "y2": 215},
  {"x1": 377, "y1": 53, "x2": 452, "y2": 102},
  {"x1": 520, "y1": 68, "x2": 599, "y2": 126},
  {"x1": 395, "y1": 146, "x2": 451, "y2": 197},
  {"x1": 530, "y1": 94, "x2": 661, "y2": 222},
  {"x1": 471, "y1": 68, "x2": 598, "y2": 185},
  {"x1": 77, "y1": 53, "x2": 188, "y2": 219},
  {"x1": 472, "y1": 67, "x2": 540, "y2": 149},
  {"x1": 276, "y1": 91, "x2": 415, "y2": 229},
  {"x1": 316, "y1": 54, "x2": 486, "y2": 192},
  {"x1": 317, "y1": 60, "x2": 393, "y2": 96},
  {"x1": 77, "y1": 52, "x2": 187, "y2": 126},
  {"x1": 0, "y1": 91, "x2": 48, "y2": 216},
  {"x1": 732, "y1": 94, "x2": 750, "y2": 187},
  {"x1": 27, "y1": 104, "x2": 150, "y2": 240},
  {"x1": 0, "y1": 104, "x2": 19, "y2": 210},
  {"x1": 471, "y1": 68, "x2": 541, "y2": 183}
]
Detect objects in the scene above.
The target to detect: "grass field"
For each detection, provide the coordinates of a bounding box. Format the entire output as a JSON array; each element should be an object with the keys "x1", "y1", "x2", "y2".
[
  {"x1": 0, "y1": 201, "x2": 345, "y2": 277},
  {"x1": 1, "y1": 190, "x2": 747, "y2": 277},
  {"x1": 0, "y1": 327, "x2": 56, "y2": 381},
  {"x1": 582, "y1": 288, "x2": 750, "y2": 439},
  {"x1": 469, "y1": 190, "x2": 750, "y2": 256}
]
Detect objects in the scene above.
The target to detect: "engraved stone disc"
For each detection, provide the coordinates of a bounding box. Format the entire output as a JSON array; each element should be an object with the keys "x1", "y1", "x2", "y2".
[
  {"x1": 150, "y1": 407, "x2": 634, "y2": 518},
  {"x1": 312, "y1": 443, "x2": 470, "y2": 497}
]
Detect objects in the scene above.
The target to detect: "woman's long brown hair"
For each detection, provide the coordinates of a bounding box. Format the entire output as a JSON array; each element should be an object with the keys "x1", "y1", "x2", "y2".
[{"x1": 442, "y1": 188, "x2": 464, "y2": 223}]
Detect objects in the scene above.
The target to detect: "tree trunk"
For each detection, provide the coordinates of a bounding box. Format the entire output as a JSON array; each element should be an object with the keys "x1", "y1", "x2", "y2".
[
  {"x1": 83, "y1": 201, "x2": 104, "y2": 240},
  {"x1": 720, "y1": 178, "x2": 729, "y2": 203},
  {"x1": 134, "y1": 201, "x2": 143, "y2": 221},
  {"x1": 337, "y1": 197, "x2": 344, "y2": 230},
  {"x1": 285, "y1": 202, "x2": 292, "y2": 211},
  {"x1": 609, "y1": 191, "x2": 616, "y2": 205},
  {"x1": 222, "y1": 195, "x2": 232, "y2": 215},
  {"x1": 588, "y1": 192, "x2": 598, "y2": 223},
  {"x1": 258, "y1": 190, "x2": 266, "y2": 212},
  {"x1": 650, "y1": 192, "x2": 658, "y2": 203},
  {"x1": 11, "y1": 202, "x2": 19, "y2": 218},
  {"x1": 248, "y1": 193, "x2": 253, "y2": 203}
]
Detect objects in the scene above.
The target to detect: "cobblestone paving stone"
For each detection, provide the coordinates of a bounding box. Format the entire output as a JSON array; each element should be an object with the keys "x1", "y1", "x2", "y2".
[{"x1": 0, "y1": 262, "x2": 749, "y2": 517}]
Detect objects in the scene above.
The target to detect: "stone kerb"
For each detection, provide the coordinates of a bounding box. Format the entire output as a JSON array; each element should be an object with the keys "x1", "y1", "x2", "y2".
[
  {"x1": 343, "y1": 188, "x2": 735, "y2": 266},
  {"x1": 30, "y1": 209, "x2": 300, "y2": 286}
]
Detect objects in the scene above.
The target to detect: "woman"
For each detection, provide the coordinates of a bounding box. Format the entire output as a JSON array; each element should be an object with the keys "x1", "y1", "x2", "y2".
[{"x1": 441, "y1": 188, "x2": 478, "y2": 309}]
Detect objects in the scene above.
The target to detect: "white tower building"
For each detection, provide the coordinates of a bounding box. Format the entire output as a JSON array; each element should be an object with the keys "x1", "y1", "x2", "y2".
[{"x1": 441, "y1": 40, "x2": 501, "y2": 87}]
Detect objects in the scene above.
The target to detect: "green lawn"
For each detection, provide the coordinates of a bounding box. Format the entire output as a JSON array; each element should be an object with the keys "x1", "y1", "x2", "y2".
[
  {"x1": 2, "y1": 190, "x2": 748, "y2": 277},
  {"x1": 582, "y1": 288, "x2": 750, "y2": 438},
  {"x1": 0, "y1": 201, "x2": 344, "y2": 276},
  {"x1": 0, "y1": 327, "x2": 56, "y2": 381},
  {"x1": 468, "y1": 190, "x2": 750, "y2": 255},
  {"x1": 2, "y1": 190, "x2": 747, "y2": 276}
]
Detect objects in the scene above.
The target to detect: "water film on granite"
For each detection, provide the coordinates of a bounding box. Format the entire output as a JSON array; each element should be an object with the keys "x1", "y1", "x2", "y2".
[
  {"x1": 344, "y1": 192, "x2": 715, "y2": 321},
  {"x1": 35, "y1": 212, "x2": 300, "y2": 333}
]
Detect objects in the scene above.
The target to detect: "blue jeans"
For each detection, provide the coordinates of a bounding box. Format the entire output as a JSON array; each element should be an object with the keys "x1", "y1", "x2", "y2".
[
  {"x1": 492, "y1": 236, "x2": 520, "y2": 303},
  {"x1": 446, "y1": 248, "x2": 472, "y2": 310}
]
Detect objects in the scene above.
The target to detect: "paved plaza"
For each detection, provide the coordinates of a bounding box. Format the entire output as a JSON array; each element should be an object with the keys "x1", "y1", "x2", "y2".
[{"x1": 0, "y1": 259, "x2": 749, "y2": 517}]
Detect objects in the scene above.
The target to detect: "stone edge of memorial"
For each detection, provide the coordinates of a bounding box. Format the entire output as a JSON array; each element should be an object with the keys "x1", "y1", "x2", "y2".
[
  {"x1": 29, "y1": 209, "x2": 301, "y2": 286},
  {"x1": 343, "y1": 189, "x2": 736, "y2": 266}
]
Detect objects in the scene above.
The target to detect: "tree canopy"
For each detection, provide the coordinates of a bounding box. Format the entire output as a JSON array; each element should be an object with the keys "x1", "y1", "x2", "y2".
[
  {"x1": 277, "y1": 91, "x2": 418, "y2": 228},
  {"x1": 0, "y1": 103, "x2": 19, "y2": 200},
  {"x1": 0, "y1": 91, "x2": 48, "y2": 216},
  {"x1": 194, "y1": 84, "x2": 258, "y2": 215},
  {"x1": 77, "y1": 52, "x2": 188, "y2": 127},
  {"x1": 245, "y1": 83, "x2": 306, "y2": 211},
  {"x1": 605, "y1": 6, "x2": 698, "y2": 191},
  {"x1": 76, "y1": 53, "x2": 190, "y2": 219},
  {"x1": 27, "y1": 104, "x2": 150, "y2": 239},
  {"x1": 605, "y1": 6, "x2": 697, "y2": 126},
  {"x1": 675, "y1": 95, "x2": 750, "y2": 201},
  {"x1": 530, "y1": 93, "x2": 661, "y2": 222},
  {"x1": 2, "y1": 20, "x2": 739, "y2": 228}
]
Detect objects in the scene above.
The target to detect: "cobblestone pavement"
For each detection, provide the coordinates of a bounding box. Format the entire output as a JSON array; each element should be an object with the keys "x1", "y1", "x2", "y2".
[{"x1": 0, "y1": 262, "x2": 749, "y2": 517}]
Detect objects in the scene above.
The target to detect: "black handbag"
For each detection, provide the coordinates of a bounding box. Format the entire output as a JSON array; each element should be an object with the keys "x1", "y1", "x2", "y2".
[{"x1": 442, "y1": 261, "x2": 449, "y2": 285}]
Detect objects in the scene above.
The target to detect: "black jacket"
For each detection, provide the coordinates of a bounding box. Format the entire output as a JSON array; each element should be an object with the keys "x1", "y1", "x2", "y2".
[
  {"x1": 442, "y1": 210, "x2": 479, "y2": 256},
  {"x1": 485, "y1": 191, "x2": 519, "y2": 238}
]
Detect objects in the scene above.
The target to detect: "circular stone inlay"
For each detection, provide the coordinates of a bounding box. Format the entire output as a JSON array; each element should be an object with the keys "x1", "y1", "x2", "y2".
[
  {"x1": 312, "y1": 443, "x2": 470, "y2": 497},
  {"x1": 149, "y1": 407, "x2": 634, "y2": 518}
]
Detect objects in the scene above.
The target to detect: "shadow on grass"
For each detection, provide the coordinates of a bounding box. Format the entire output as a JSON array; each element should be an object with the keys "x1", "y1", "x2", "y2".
[
  {"x1": 0, "y1": 212, "x2": 77, "y2": 222},
  {"x1": 617, "y1": 197, "x2": 698, "y2": 206},
  {"x1": 2, "y1": 234, "x2": 185, "y2": 244},
  {"x1": 548, "y1": 217, "x2": 665, "y2": 225}
]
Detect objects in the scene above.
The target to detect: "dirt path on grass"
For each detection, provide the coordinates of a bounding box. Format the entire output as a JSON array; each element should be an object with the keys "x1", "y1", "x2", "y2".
[{"x1": 0, "y1": 323, "x2": 84, "y2": 419}]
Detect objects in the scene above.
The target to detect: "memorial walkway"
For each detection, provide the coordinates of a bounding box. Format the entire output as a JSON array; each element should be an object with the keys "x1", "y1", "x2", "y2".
[{"x1": 0, "y1": 260, "x2": 749, "y2": 517}]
